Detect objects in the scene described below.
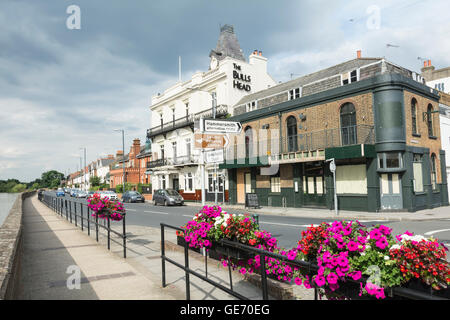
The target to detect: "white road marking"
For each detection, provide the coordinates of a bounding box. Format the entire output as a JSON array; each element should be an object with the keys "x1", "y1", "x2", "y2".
[
  {"x1": 126, "y1": 209, "x2": 137, "y2": 211},
  {"x1": 260, "y1": 221, "x2": 318, "y2": 228},
  {"x1": 183, "y1": 215, "x2": 194, "y2": 218},
  {"x1": 424, "y1": 229, "x2": 450, "y2": 236},
  {"x1": 144, "y1": 210, "x2": 169, "y2": 215}
]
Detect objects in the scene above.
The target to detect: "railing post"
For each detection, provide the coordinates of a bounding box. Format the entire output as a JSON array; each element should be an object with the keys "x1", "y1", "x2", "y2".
[
  {"x1": 87, "y1": 207, "x2": 90, "y2": 236},
  {"x1": 74, "y1": 201, "x2": 77, "y2": 227},
  {"x1": 184, "y1": 235, "x2": 191, "y2": 300},
  {"x1": 122, "y1": 215, "x2": 126, "y2": 258},
  {"x1": 227, "y1": 247, "x2": 233, "y2": 291},
  {"x1": 70, "y1": 201, "x2": 73, "y2": 223},
  {"x1": 161, "y1": 224, "x2": 166, "y2": 288},
  {"x1": 107, "y1": 216, "x2": 110, "y2": 250},
  {"x1": 260, "y1": 253, "x2": 269, "y2": 300},
  {"x1": 96, "y1": 214, "x2": 99, "y2": 242},
  {"x1": 80, "y1": 205, "x2": 84, "y2": 231}
]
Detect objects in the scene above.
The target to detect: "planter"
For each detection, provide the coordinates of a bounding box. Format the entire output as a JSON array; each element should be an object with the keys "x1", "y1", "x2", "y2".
[
  {"x1": 210, "y1": 240, "x2": 254, "y2": 262},
  {"x1": 403, "y1": 279, "x2": 450, "y2": 299},
  {"x1": 176, "y1": 235, "x2": 200, "y2": 254}
]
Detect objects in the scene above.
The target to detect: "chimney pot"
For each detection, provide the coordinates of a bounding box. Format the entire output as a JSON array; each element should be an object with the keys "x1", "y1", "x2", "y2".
[
  {"x1": 357, "y1": 50, "x2": 362, "y2": 59},
  {"x1": 259, "y1": 51, "x2": 262, "y2": 56},
  {"x1": 424, "y1": 61, "x2": 427, "y2": 67},
  {"x1": 428, "y1": 59, "x2": 431, "y2": 67}
]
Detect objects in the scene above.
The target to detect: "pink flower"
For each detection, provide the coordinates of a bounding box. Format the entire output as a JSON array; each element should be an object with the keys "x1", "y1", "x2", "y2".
[
  {"x1": 349, "y1": 271, "x2": 362, "y2": 281},
  {"x1": 369, "y1": 229, "x2": 382, "y2": 241},
  {"x1": 314, "y1": 275, "x2": 326, "y2": 287},
  {"x1": 294, "y1": 277, "x2": 302, "y2": 286},
  {"x1": 239, "y1": 267, "x2": 246, "y2": 275},
  {"x1": 347, "y1": 240, "x2": 359, "y2": 251},
  {"x1": 327, "y1": 272, "x2": 338, "y2": 284},
  {"x1": 376, "y1": 237, "x2": 389, "y2": 250}
]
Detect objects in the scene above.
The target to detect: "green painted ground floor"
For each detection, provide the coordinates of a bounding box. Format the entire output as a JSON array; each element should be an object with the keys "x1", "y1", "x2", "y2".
[{"x1": 223, "y1": 145, "x2": 449, "y2": 212}]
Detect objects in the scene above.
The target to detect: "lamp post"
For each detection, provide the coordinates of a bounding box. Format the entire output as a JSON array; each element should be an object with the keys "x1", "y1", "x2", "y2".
[
  {"x1": 185, "y1": 86, "x2": 217, "y2": 206},
  {"x1": 114, "y1": 129, "x2": 126, "y2": 194},
  {"x1": 79, "y1": 148, "x2": 86, "y2": 191}
]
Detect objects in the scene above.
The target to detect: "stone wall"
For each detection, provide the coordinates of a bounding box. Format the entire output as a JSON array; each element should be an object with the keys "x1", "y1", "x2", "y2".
[{"x1": 0, "y1": 191, "x2": 35, "y2": 300}]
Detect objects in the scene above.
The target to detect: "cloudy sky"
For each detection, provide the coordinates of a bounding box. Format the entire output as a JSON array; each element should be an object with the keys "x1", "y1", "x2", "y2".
[{"x1": 1, "y1": 0, "x2": 449, "y2": 182}]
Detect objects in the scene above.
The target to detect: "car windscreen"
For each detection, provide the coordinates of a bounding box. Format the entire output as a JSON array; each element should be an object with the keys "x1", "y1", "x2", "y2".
[{"x1": 165, "y1": 190, "x2": 179, "y2": 196}]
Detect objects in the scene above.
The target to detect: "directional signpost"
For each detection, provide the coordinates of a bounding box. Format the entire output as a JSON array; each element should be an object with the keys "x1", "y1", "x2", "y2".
[
  {"x1": 203, "y1": 119, "x2": 242, "y2": 134},
  {"x1": 205, "y1": 149, "x2": 224, "y2": 163},
  {"x1": 194, "y1": 133, "x2": 229, "y2": 149}
]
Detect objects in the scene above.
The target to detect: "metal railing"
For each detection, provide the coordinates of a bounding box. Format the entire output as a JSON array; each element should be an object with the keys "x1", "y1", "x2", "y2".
[
  {"x1": 161, "y1": 223, "x2": 448, "y2": 300},
  {"x1": 147, "y1": 105, "x2": 228, "y2": 138},
  {"x1": 40, "y1": 193, "x2": 127, "y2": 258},
  {"x1": 223, "y1": 124, "x2": 375, "y2": 161}
]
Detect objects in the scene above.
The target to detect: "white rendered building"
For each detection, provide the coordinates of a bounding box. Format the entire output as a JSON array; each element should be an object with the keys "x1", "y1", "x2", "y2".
[{"x1": 146, "y1": 24, "x2": 276, "y2": 202}]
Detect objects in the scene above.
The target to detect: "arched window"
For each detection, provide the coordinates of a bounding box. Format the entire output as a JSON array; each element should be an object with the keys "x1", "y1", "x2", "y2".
[
  {"x1": 427, "y1": 104, "x2": 434, "y2": 137},
  {"x1": 340, "y1": 102, "x2": 357, "y2": 145},
  {"x1": 411, "y1": 98, "x2": 417, "y2": 135},
  {"x1": 245, "y1": 126, "x2": 253, "y2": 158},
  {"x1": 287, "y1": 116, "x2": 298, "y2": 152},
  {"x1": 431, "y1": 153, "x2": 437, "y2": 190}
]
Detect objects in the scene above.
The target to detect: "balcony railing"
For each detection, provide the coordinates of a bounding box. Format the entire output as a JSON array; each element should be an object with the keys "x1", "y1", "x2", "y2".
[
  {"x1": 173, "y1": 155, "x2": 199, "y2": 166},
  {"x1": 147, "y1": 105, "x2": 228, "y2": 138},
  {"x1": 146, "y1": 155, "x2": 200, "y2": 169},
  {"x1": 147, "y1": 158, "x2": 172, "y2": 169},
  {"x1": 223, "y1": 125, "x2": 375, "y2": 161}
]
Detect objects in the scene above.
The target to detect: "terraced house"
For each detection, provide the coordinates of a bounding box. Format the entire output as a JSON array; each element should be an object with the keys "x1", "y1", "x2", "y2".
[{"x1": 221, "y1": 51, "x2": 449, "y2": 212}]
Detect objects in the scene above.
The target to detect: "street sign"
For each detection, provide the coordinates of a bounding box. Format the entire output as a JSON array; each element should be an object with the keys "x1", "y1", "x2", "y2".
[
  {"x1": 205, "y1": 149, "x2": 224, "y2": 163},
  {"x1": 194, "y1": 133, "x2": 229, "y2": 149},
  {"x1": 204, "y1": 119, "x2": 242, "y2": 134}
]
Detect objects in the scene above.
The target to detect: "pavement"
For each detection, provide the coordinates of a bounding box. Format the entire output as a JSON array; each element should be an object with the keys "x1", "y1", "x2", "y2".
[
  {"x1": 18, "y1": 195, "x2": 313, "y2": 300},
  {"x1": 182, "y1": 201, "x2": 450, "y2": 221}
]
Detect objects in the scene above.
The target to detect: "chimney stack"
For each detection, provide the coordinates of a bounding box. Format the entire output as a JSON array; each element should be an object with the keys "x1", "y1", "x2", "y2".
[{"x1": 357, "y1": 50, "x2": 362, "y2": 59}]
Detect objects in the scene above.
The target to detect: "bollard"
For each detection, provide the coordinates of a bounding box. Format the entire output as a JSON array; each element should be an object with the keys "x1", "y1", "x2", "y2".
[{"x1": 252, "y1": 214, "x2": 259, "y2": 227}]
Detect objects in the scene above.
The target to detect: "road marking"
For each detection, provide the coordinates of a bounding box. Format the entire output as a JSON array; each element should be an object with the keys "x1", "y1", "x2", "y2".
[
  {"x1": 144, "y1": 210, "x2": 169, "y2": 215},
  {"x1": 424, "y1": 229, "x2": 450, "y2": 236},
  {"x1": 183, "y1": 215, "x2": 194, "y2": 218},
  {"x1": 126, "y1": 209, "x2": 136, "y2": 211},
  {"x1": 260, "y1": 221, "x2": 318, "y2": 228}
]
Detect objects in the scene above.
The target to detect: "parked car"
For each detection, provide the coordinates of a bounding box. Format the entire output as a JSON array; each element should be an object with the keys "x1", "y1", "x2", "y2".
[
  {"x1": 122, "y1": 191, "x2": 145, "y2": 203},
  {"x1": 76, "y1": 190, "x2": 88, "y2": 198},
  {"x1": 153, "y1": 189, "x2": 184, "y2": 206},
  {"x1": 56, "y1": 188, "x2": 65, "y2": 197},
  {"x1": 70, "y1": 189, "x2": 79, "y2": 197},
  {"x1": 98, "y1": 191, "x2": 118, "y2": 201}
]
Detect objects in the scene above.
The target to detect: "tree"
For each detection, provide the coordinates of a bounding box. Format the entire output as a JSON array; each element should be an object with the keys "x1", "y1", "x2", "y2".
[
  {"x1": 89, "y1": 176, "x2": 101, "y2": 187},
  {"x1": 11, "y1": 184, "x2": 26, "y2": 193},
  {"x1": 41, "y1": 170, "x2": 65, "y2": 188}
]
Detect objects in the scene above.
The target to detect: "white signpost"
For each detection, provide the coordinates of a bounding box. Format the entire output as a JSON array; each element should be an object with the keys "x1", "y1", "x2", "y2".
[
  {"x1": 205, "y1": 149, "x2": 224, "y2": 163},
  {"x1": 204, "y1": 119, "x2": 242, "y2": 134}
]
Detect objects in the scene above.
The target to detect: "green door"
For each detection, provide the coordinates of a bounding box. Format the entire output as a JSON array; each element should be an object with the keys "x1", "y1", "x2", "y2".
[{"x1": 303, "y1": 163, "x2": 326, "y2": 207}]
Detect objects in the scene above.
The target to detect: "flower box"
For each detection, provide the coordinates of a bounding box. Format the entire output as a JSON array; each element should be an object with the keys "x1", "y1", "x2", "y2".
[
  {"x1": 403, "y1": 279, "x2": 450, "y2": 299},
  {"x1": 176, "y1": 235, "x2": 200, "y2": 254},
  {"x1": 210, "y1": 240, "x2": 254, "y2": 261}
]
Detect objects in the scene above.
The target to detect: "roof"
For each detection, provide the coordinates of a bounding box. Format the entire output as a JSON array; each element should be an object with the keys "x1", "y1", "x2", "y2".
[
  {"x1": 235, "y1": 57, "x2": 384, "y2": 106},
  {"x1": 209, "y1": 24, "x2": 245, "y2": 63}
]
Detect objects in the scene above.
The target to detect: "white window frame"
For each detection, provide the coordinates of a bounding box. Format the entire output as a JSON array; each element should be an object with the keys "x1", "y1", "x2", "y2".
[
  {"x1": 184, "y1": 173, "x2": 194, "y2": 192},
  {"x1": 288, "y1": 87, "x2": 301, "y2": 100},
  {"x1": 246, "y1": 101, "x2": 257, "y2": 112},
  {"x1": 270, "y1": 176, "x2": 281, "y2": 193}
]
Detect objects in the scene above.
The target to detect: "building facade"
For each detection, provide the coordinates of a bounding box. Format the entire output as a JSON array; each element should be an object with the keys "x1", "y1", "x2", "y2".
[
  {"x1": 146, "y1": 24, "x2": 276, "y2": 201},
  {"x1": 221, "y1": 53, "x2": 449, "y2": 212},
  {"x1": 422, "y1": 60, "x2": 450, "y2": 94}
]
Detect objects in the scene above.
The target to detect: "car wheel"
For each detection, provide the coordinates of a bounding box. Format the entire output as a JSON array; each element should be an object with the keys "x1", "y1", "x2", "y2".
[
  {"x1": 164, "y1": 200, "x2": 168, "y2": 206},
  {"x1": 153, "y1": 200, "x2": 157, "y2": 206}
]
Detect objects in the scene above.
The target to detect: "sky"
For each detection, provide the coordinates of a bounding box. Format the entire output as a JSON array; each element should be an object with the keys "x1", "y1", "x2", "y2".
[{"x1": 1, "y1": 0, "x2": 449, "y2": 182}]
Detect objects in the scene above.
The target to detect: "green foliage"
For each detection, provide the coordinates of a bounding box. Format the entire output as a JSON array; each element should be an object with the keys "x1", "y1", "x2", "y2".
[
  {"x1": 89, "y1": 176, "x2": 101, "y2": 187},
  {"x1": 10, "y1": 183, "x2": 27, "y2": 193},
  {"x1": 41, "y1": 170, "x2": 65, "y2": 188},
  {"x1": 90, "y1": 186, "x2": 100, "y2": 191},
  {"x1": 137, "y1": 183, "x2": 152, "y2": 193}
]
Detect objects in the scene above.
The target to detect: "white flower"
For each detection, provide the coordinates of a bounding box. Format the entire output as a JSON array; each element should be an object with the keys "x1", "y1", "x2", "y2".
[
  {"x1": 389, "y1": 244, "x2": 401, "y2": 251},
  {"x1": 365, "y1": 245, "x2": 371, "y2": 251},
  {"x1": 384, "y1": 256, "x2": 390, "y2": 260},
  {"x1": 361, "y1": 252, "x2": 366, "y2": 256}
]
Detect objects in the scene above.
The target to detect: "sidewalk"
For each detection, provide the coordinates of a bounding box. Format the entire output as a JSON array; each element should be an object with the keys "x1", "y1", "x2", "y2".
[
  {"x1": 18, "y1": 195, "x2": 184, "y2": 300},
  {"x1": 182, "y1": 201, "x2": 450, "y2": 221},
  {"x1": 19, "y1": 195, "x2": 306, "y2": 300}
]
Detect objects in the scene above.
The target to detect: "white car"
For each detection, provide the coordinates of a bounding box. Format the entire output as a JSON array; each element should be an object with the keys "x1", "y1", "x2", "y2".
[{"x1": 97, "y1": 191, "x2": 118, "y2": 201}]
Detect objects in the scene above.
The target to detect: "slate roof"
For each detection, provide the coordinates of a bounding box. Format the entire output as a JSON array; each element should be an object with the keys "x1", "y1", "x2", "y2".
[
  {"x1": 234, "y1": 57, "x2": 384, "y2": 106},
  {"x1": 209, "y1": 24, "x2": 245, "y2": 63}
]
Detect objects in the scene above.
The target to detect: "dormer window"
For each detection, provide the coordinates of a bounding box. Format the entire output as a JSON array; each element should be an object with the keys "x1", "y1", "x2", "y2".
[
  {"x1": 289, "y1": 87, "x2": 301, "y2": 100},
  {"x1": 342, "y1": 69, "x2": 359, "y2": 85},
  {"x1": 246, "y1": 101, "x2": 257, "y2": 112}
]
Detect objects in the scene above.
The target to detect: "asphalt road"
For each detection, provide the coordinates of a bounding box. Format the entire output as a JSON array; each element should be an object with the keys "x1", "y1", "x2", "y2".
[{"x1": 50, "y1": 191, "x2": 450, "y2": 252}]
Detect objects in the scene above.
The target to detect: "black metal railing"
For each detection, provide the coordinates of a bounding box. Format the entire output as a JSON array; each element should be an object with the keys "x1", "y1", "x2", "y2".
[
  {"x1": 147, "y1": 158, "x2": 171, "y2": 169},
  {"x1": 40, "y1": 193, "x2": 127, "y2": 258},
  {"x1": 161, "y1": 223, "x2": 448, "y2": 301},
  {"x1": 147, "y1": 105, "x2": 228, "y2": 138}
]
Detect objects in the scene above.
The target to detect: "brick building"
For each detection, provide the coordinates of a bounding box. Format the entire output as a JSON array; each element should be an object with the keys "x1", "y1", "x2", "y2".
[
  {"x1": 109, "y1": 138, "x2": 152, "y2": 190},
  {"x1": 221, "y1": 52, "x2": 449, "y2": 212}
]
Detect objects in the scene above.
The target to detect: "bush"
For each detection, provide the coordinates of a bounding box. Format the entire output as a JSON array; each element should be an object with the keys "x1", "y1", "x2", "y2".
[
  {"x1": 115, "y1": 183, "x2": 135, "y2": 193},
  {"x1": 138, "y1": 183, "x2": 152, "y2": 194}
]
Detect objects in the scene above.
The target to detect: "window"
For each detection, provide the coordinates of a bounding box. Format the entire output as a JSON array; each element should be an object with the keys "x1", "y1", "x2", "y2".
[
  {"x1": 160, "y1": 145, "x2": 165, "y2": 159},
  {"x1": 340, "y1": 103, "x2": 357, "y2": 145},
  {"x1": 172, "y1": 142, "x2": 177, "y2": 159},
  {"x1": 286, "y1": 116, "x2": 298, "y2": 152},
  {"x1": 159, "y1": 175, "x2": 166, "y2": 189},
  {"x1": 427, "y1": 104, "x2": 434, "y2": 137},
  {"x1": 289, "y1": 88, "x2": 301, "y2": 100},
  {"x1": 378, "y1": 152, "x2": 403, "y2": 169},
  {"x1": 342, "y1": 69, "x2": 359, "y2": 85},
  {"x1": 184, "y1": 173, "x2": 193, "y2": 192},
  {"x1": 246, "y1": 101, "x2": 257, "y2": 112},
  {"x1": 159, "y1": 113, "x2": 163, "y2": 126},
  {"x1": 431, "y1": 154, "x2": 437, "y2": 190},
  {"x1": 186, "y1": 138, "x2": 191, "y2": 159},
  {"x1": 411, "y1": 98, "x2": 418, "y2": 135},
  {"x1": 413, "y1": 154, "x2": 423, "y2": 193},
  {"x1": 245, "y1": 126, "x2": 254, "y2": 158},
  {"x1": 270, "y1": 175, "x2": 281, "y2": 193},
  {"x1": 208, "y1": 171, "x2": 224, "y2": 193}
]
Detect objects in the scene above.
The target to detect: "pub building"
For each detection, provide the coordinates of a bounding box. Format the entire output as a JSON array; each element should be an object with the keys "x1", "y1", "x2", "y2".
[{"x1": 221, "y1": 51, "x2": 449, "y2": 212}]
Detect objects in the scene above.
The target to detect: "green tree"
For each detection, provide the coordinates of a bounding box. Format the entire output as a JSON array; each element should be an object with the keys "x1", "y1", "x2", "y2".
[
  {"x1": 89, "y1": 176, "x2": 101, "y2": 187},
  {"x1": 41, "y1": 170, "x2": 64, "y2": 188},
  {"x1": 11, "y1": 184, "x2": 26, "y2": 193}
]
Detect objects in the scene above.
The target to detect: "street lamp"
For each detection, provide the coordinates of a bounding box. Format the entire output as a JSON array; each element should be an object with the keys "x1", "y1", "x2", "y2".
[
  {"x1": 185, "y1": 86, "x2": 218, "y2": 206},
  {"x1": 79, "y1": 147, "x2": 86, "y2": 191},
  {"x1": 114, "y1": 129, "x2": 126, "y2": 194}
]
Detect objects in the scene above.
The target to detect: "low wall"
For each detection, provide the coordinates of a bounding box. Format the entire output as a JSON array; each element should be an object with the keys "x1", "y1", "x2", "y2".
[{"x1": 0, "y1": 191, "x2": 35, "y2": 300}]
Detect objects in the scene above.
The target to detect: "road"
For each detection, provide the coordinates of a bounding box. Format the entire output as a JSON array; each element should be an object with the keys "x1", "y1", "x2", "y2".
[{"x1": 50, "y1": 191, "x2": 450, "y2": 252}]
